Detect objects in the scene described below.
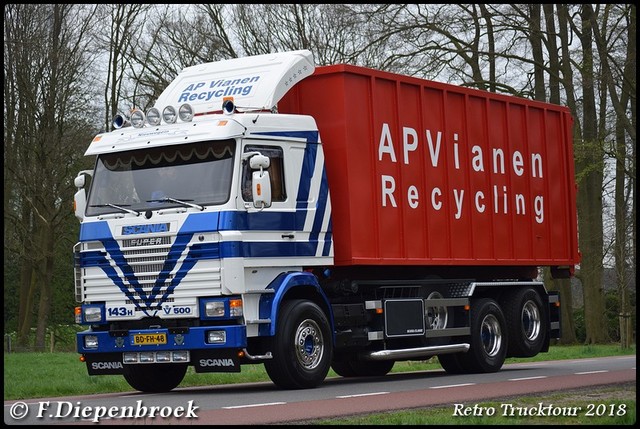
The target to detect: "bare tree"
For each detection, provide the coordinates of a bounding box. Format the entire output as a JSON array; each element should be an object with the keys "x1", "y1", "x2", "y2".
[
  {"x1": 592, "y1": 4, "x2": 636, "y2": 348},
  {"x1": 4, "y1": 4, "x2": 99, "y2": 348},
  {"x1": 572, "y1": 5, "x2": 608, "y2": 344},
  {"x1": 92, "y1": 4, "x2": 152, "y2": 130}
]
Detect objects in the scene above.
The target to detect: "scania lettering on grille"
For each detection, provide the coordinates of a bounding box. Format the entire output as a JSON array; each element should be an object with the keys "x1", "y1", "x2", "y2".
[{"x1": 122, "y1": 223, "x2": 170, "y2": 235}]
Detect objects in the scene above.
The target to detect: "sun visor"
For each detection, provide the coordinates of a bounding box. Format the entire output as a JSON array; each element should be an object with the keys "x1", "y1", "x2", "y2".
[{"x1": 153, "y1": 50, "x2": 315, "y2": 114}]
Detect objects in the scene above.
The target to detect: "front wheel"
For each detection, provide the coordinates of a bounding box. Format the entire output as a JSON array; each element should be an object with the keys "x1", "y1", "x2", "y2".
[
  {"x1": 265, "y1": 299, "x2": 332, "y2": 389},
  {"x1": 122, "y1": 363, "x2": 187, "y2": 393}
]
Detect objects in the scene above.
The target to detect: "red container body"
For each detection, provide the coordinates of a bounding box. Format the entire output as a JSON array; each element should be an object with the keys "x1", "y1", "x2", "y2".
[{"x1": 278, "y1": 64, "x2": 580, "y2": 269}]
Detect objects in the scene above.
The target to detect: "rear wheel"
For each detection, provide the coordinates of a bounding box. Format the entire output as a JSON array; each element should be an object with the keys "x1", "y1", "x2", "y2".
[
  {"x1": 504, "y1": 287, "x2": 547, "y2": 357},
  {"x1": 265, "y1": 299, "x2": 332, "y2": 389},
  {"x1": 458, "y1": 298, "x2": 507, "y2": 373},
  {"x1": 123, "y1": 363, "x2": 187, "y2": 393}
]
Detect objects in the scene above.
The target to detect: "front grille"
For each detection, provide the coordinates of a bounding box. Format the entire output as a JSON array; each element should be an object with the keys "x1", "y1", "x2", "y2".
[{"x1": 80, "y1": 236, "x2": 222, "y2": 315}]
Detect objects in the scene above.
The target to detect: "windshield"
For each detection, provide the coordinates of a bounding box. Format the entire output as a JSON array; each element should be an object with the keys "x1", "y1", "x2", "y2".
[{"x1": 86, "y1": 140, "x2": 235, "y2": 216}]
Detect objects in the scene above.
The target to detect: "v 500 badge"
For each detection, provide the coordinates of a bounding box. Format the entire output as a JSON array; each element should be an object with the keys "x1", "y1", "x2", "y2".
[{"x1": 163, "y1": 305, "x2": 195, "y2": 316}]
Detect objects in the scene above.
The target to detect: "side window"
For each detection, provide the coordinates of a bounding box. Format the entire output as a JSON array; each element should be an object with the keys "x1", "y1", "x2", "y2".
[{"x1": 242, "y1": 145, "x2": 286, "y2": 202}]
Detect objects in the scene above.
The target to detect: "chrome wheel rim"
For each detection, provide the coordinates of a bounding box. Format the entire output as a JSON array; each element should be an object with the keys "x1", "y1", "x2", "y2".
[
  {"x1": 294, "y1": 319, "x2": 324, "y2": 370},
  {"x1": 480, "y1": 314, "x2": 502, "y2": 357},
  {"x1": 521, "y1": 300, "x2": 541, "y2": 341}
]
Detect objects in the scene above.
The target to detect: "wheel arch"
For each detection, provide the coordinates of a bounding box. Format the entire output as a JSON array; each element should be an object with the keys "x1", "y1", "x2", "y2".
[{"x1": 260, "y1": 271, "x2": 334, "y2": 340}]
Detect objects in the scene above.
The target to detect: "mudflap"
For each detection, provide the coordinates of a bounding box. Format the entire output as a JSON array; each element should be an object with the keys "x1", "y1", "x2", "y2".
[
  {"x1": 84, "y1": 353, "x2": 125, "y2": 375},
  {"x1": 548, "y1": 291, "x2": 561, "y2": 340},
  {"x1": 192, "y1": 350, "x2": 242, "y2": 373}
]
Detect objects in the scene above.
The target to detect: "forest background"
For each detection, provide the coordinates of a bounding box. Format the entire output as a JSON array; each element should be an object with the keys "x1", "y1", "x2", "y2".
[{"x1": 3, "y1": 4, "x2": 636, "y2": 351}]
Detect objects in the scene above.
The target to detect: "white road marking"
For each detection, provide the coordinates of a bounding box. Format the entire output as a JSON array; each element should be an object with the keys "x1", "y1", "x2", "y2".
[
  {"x1": 508, "y1": 376, "x2": 547, "y2": 381},
  {"x1": 223, "y1": 402, "x2": 287, "y2": 409},
  {"x1": 430, "y1": 383, "x2": 475, "y2": 389},
  {"x1": 336, "y1": 392, "x2": 389, "y2": 398}
]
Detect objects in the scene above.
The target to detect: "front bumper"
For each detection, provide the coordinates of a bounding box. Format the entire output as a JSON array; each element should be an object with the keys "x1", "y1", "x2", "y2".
[{"x1": 77, "y1": 324, "x2": 247, "y2": 354}]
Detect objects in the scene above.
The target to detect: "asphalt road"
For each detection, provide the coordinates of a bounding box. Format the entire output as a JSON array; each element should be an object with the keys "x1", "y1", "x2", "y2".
[{"x1": 4, "y1": 355, "x2": 635, "y2": 425}]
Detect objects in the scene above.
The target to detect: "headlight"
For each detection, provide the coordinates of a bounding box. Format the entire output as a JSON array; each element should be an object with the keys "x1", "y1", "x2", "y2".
[
  {"x1": 205, "y1": 301, "x2": 226, "y2": 317},
  {"x1": 83, "y1": 306, "x2": 103, "y2": 323},
  {"x1": 206, "y1": 330, "x2": 226, "y2": 344},
  {"x1": 84, "y1": 335, "x2": 98, "y2": 349}
]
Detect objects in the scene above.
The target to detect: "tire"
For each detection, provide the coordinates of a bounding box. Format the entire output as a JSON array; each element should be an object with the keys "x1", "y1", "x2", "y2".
[
  {"x1": 331, "y1": 359, "x2": 394, "y2": 377},
  {"x1": 457, "y1": 298, "x2": 507, "y2": 373},
  {"x1": 265, "y1": 299, "x2": 332, "y2": 389},
  {"x1": 122, "y1": 363, "x2": 187, "y2": 393},
  {"x1": 504, "y1": 287, "x2": 547, "y2": 357},
  {"x1": 437, "y1": 353, "x2": 467, "y2": 374}
]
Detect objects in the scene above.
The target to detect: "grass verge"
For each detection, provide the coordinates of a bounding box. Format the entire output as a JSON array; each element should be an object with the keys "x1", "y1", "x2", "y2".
[{"x1": 3, "y1": 343, "x2": 635, "y2": 401}]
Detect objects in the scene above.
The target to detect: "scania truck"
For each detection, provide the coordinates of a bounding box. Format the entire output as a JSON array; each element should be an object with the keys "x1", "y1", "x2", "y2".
[{"x1": 73, "y1": 50, "x2": 580, "y2": 392}]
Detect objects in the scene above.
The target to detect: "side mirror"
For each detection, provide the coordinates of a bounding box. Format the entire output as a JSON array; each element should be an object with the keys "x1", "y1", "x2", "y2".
[
  {"x1": 249, "y1": 154, "x2": 270, "y2": 170},
  {"x1": 244, "y1": 153, "x2": 271, "y2": 209},
  {"x1": 74, "y1": 175, "x2": 85, "y2": 188},
  {"x1": 73, "y1": 170, "x2": 93, "y2": 221},
  {"x1": 252, "y1": 170, "x2": 271, "y2": 209},
  {"x1": 74, "y1": 188, "x2": 87, "y2": 221}
]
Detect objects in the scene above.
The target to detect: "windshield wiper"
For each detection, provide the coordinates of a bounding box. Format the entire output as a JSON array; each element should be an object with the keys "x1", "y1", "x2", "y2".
[
  {"x1": 90, "y1": 203, "x2": 141, "y2": 216},
  {"x1": 146, "y1": 197, "x2": 205, "y2": 211}
]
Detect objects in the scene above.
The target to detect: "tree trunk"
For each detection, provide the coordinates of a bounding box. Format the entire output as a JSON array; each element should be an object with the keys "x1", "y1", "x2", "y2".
[
  {"x1": 575, "y1": 5, "x2": 607, "y2": 344},
  {"x1": 35, "y1": 227, "x2": 55, "y2": 350},
  {"x1": 17, "y1": 260, "x2": 36, "y2": 349}
]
